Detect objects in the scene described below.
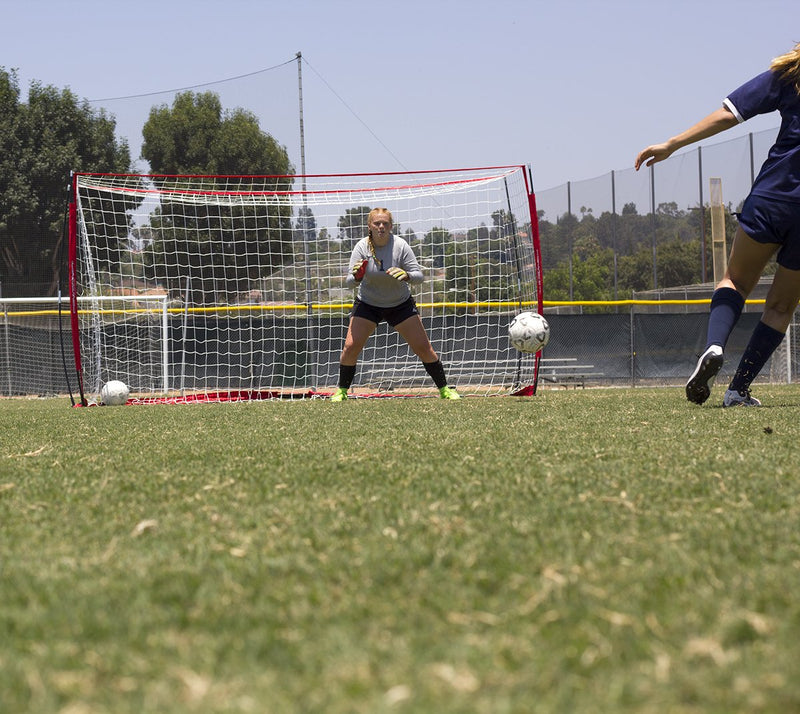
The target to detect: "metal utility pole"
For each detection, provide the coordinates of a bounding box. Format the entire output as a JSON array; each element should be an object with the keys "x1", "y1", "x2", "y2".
[{"x1": 296, "y1": 52, "x2": 307, "y2": 186}]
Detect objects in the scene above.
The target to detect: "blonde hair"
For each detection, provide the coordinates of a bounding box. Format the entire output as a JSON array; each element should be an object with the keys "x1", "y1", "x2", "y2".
[
  {"x1": 368, "y1": 207, "x2": 393, "y2": 226},
  {"x1": 770, "y1": 41, "x2": 800, "y2": 93}
]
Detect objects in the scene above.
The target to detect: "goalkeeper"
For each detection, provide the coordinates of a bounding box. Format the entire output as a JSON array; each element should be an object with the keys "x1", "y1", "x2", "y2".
[{"x1": 330, "y1": 207, "x2": 461, "y2": 401}]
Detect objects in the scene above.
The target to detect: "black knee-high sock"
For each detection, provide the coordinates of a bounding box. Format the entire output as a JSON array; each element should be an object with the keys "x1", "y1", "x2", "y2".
[
  {"x1": 338, "y1": 364, "x2": 357, "y2": 389},
  {"x1": 423, "y1": 359, "x2": 447, "y2": 389},
  {"x1": 706, "y1": 287, "x2": 745, "y2": 349},
  {"x1": 728, "y1": 321, "x2": 785, "y2": 393}
]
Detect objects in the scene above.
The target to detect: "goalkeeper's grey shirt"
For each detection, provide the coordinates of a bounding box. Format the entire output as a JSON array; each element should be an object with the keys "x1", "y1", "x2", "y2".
[{"x1": 345, "y1": 234, "x2": 424, "y2": 308}]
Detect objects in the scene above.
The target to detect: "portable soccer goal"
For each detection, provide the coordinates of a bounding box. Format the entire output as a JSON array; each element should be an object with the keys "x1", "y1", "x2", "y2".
[{"x1": 68, "y1": 166, "x2": 542, "y2": 404}]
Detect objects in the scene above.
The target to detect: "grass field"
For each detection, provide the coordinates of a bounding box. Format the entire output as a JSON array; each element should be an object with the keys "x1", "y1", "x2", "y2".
[{"x1": 2, "y1": 387, "x2": 800, "y2": 713}]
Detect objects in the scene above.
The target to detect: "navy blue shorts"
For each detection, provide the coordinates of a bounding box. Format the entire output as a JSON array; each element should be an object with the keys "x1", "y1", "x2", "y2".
[
  {"x1": 351, "y1": 297, "x2": 419, "y2": 327},
  {"x1": 738, "y1": 194, "x2": 800, "y2": 270}
]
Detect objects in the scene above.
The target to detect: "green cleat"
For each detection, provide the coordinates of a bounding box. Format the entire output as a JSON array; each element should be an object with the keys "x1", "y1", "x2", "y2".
[
  {"x1": 329, "y1": 387, "x2": 348, "y2": 402},
  {"x1": 439, "y1": 385, "x2": 461, "y2": 400}
]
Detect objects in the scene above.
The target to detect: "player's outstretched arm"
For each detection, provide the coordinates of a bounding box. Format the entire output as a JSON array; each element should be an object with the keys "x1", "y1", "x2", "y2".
[{"x1": 635, "y1": 106, "x2": 738, "y2": 170}]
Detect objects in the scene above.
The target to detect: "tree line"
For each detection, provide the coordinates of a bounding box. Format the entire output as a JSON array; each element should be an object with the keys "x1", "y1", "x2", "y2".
[
  {"x1": 2, "y1": 68, "x2": 748, "y2": 302},
  {"x1": 538, "y1": 200, "x2": 746, "y2": 301},
  {"x1": 1, "y1": 69, "x2": 292, "y2": 298}
]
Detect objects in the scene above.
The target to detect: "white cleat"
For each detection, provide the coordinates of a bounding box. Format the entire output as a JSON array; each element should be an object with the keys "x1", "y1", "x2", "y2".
[
  {"x1": 723, "y1": 388, "x2": 762, "y2": 407},
  {"x1": 685, "y1": 345, "x2": 724, "y2": 405}
]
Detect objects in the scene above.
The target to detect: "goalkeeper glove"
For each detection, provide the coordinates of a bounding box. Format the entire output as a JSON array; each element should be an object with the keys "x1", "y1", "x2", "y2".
[
  {"x1": 351, "y1": 259, "x2": 369, "y2": 281},
  {"x1": 386, "y1": 266, "x2": 409, "y2": 281}
]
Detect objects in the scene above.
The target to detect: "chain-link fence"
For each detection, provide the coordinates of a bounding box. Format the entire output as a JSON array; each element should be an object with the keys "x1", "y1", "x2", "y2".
[
  {"x1": 6, "y1": 126, "x2": 796, "y2": 396},
  {"x1": 3, "y1": 294, "x2": 796, "y2": 397},
  {"x1": 535, "y1": 127, "x2": 778, "y2": 298}
]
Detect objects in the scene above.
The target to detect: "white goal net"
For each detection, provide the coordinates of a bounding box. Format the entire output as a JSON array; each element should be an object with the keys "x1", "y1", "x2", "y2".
[{"x1": 69, "y1": 166, "x2": 542, "y2": 403}]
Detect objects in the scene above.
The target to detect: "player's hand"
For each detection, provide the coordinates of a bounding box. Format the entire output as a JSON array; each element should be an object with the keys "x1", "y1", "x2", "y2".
[
  {"x1": 351, "y1": 259, "x2": 368, "y2": 281},
  {"x1": 635, "y1": 142, "x2": 674, "y2": 171},
  {"x1": 386, "y1": 267, "x2": 408, "y2": 281}
]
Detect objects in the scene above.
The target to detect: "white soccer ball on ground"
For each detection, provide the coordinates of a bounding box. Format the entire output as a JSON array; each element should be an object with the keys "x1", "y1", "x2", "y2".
[
  {"x1": 101, "y1": 380, "x2": 130, "y2": 406},
  {"x1": 508, "y1": 311, "x2": 550, "y2": 353}
]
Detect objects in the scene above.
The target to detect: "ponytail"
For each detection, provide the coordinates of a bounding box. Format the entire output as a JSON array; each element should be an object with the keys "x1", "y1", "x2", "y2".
[{"x1": 770, "y1": 42, "x2": 800, "y2": 94}]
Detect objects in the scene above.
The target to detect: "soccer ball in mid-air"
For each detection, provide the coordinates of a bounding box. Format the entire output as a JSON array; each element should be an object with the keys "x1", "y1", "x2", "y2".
[
  {"x1": 101, "y1": 380, "x2": 130, "y2": 406},
  {"x1": 508, "y1": 312, "x2": 550, "y2": 353}
]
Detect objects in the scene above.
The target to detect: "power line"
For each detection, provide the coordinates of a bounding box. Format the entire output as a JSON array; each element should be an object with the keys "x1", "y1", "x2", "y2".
[
  {"x1": 85, "y1": 53, "x2": 405, "y2": 171},
  {"x1": 300, "y1": 55, "x2": 407, "y2": 170},
  {"x1": 87, "y1": 57, "x2": 297, "y2": 103}
]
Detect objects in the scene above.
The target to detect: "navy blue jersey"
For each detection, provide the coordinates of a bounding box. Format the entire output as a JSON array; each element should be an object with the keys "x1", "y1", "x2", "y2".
[{"x1": 724, "y1": 70, "x2": 800, "y2": 202}]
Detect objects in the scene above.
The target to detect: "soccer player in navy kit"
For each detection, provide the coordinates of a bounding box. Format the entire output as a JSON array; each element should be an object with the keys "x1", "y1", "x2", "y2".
[
  {"x1": 635, "y1": 42, "x2": 800, "y2": 407},
  {"x1": 330, "y1": 207, "x2": 461, "y2": 401}
]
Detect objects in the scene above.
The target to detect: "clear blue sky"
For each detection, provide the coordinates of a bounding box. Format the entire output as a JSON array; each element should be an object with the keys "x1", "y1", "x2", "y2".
[{"x1": 2, "y1": 0, "x2": 794, "y2": 189}]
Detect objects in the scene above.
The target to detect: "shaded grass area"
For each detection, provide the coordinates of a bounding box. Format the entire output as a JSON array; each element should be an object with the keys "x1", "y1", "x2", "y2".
[{"x1": 1, "y1": 387, "x2": 800, "y2": 712}]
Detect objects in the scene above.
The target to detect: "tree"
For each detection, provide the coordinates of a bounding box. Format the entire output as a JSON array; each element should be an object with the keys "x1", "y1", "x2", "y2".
[
  {"x1": 617, "y1": 249, "x2": 656, "y2": 293},
  {"x1": 545, "y1": 250, "x2": 613, "y2": 303},
  {"x1": 443, "y1": 242, "x2": 470, "y2": 312},
  {"x1": 296, "y1": 206, "x2": 317, "y2": 243},
  {"x1": 537, "y1": 215, "x2": 567, "y2": 269},
  {"x1": 467, "y1": 223, "x2": 490, "y2": 243},
  {"x1": 0, "y1": 68, "x2": 133, "y2": 296},
  {"x1": 402, "y1": 227, "x2": 418, "y2": 247},
  {"x1": 423, "y1": 226, "x2": 453, "y2": 268},
  {"x1": 139, "y1": 91, "x2": 295, "y2": 303},
  {"x1": 142, "y1": 91, "x2": 291, "y2": 176},
  {"x1": 337, "y1": 206, "x2": 371, "y2": 250},
  {"x1": 490, "y1": 209, "x2": 516, "y2": 240},
  {"x1": 655, "y1": 239, "x2": 703, "y2": 287}
]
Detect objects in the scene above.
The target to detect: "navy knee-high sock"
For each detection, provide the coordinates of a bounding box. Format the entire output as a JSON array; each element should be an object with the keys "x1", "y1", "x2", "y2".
[
  {"x1": 728, "y1": 321, "x2": 785, "y2": 393},
  {"x1": 706, "y1": 287, "x2": 745, "y2": 349}
]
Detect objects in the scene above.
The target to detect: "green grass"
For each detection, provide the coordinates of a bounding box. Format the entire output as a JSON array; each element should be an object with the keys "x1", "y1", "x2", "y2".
[{"x1": 2, "y1": 387, "x2": 800, "y2": 713}]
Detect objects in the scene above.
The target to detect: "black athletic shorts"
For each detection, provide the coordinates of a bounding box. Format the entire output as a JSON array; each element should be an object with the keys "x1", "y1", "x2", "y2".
[{"x1": 351, "y1": 296, "x2": 419, "y2": 327}]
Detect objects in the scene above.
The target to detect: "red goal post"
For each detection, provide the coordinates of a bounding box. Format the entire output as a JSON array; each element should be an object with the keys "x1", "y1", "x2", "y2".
[{"x1": 68, "y1": 166, "x2": 543, "y2": 404}]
